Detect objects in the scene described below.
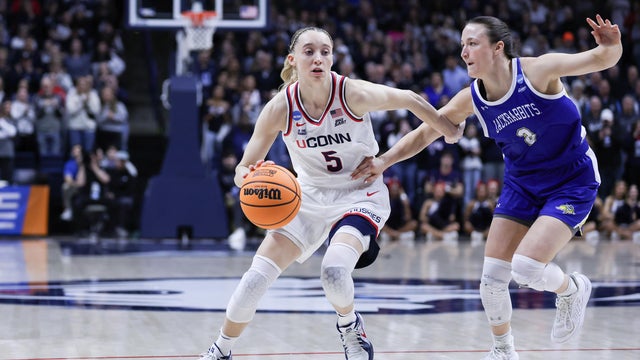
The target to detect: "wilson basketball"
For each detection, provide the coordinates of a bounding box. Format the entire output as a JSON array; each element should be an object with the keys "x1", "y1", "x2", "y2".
[{"x1": 240, "y1": 164, "x2": 301, "y2": 229}]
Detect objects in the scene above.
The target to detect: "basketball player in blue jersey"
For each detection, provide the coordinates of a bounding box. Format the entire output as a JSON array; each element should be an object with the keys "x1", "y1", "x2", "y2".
[
  {"x1": 197, "y1": 27, "x2": 461, "y2": 360},
  {"x1": 353, "y1": 14, "x2": 622, "y2": 360}
]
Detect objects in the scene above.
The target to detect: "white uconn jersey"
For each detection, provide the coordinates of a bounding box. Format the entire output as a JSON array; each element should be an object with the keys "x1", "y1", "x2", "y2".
[{"x1": 282, "y1": 72, "x2": 379, "y2": 189}]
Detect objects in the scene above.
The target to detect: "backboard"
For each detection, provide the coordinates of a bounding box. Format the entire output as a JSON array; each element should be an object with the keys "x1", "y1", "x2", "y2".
[{"x1": 127, "y1": 0, "x2": 268, "y2": 30}]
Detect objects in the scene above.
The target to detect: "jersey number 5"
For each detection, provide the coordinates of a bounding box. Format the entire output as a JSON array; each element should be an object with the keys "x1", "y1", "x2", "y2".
[
  {"x1": 322, "y1": 151, "x2": 343, "y2": 172},
  {"x1": 516, "y1": 127, "x2": 537, "y2": 146}
]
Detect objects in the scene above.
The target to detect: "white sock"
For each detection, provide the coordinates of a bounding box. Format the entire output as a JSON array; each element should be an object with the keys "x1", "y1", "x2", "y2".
[
  {"x1": 212, "y1": 330, "x2": 236, "y2": 357},
  {"x1": 558, "y1": 275, "x2": 578, "y2": 296},
  {"x1": 493, "y1": 329, "x2": 513, "y2": 346},
  {"x1": 337, "y1": 311, "x2": 357, "y2": 327}
]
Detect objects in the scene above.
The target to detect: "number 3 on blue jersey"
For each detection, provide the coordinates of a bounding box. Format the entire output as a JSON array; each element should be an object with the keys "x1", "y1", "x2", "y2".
[{"x1": 517, "y1": 127, "x2": 537, "y2": 146}]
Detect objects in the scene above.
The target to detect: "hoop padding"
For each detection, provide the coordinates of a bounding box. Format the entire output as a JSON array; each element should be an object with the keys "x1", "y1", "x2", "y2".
[{"x1": 182, "y1": 11, "x2": 217, "y2": 51}]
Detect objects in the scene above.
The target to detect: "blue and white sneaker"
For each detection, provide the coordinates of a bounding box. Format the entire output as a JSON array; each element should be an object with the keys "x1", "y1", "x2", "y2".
[
  {"x1": 198, "y1": 343, "x2": 232, "y2": 360},
  {"x1": 337, "y1": 312, "x2": 374, "y2": 360}
]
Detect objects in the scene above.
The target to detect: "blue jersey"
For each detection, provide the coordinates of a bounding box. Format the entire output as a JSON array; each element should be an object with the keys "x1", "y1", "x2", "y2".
[{"x1": 470, "y1": 58, "x2": 590, "y2": 175}]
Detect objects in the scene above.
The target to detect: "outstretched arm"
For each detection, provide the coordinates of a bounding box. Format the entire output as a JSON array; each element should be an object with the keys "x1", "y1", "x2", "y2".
[
  {"x1": 352, "y1": 88, "x2": 473, "y2": 183},
  {"x1": 523, "y1": 14, "x2": 622, "y2": 88},
  {"x1": 346, "y1": 78, "x2": 462, "y2": 140}
]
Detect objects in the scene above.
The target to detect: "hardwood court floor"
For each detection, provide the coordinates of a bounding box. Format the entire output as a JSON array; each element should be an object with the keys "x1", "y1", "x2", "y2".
[{"x1": 0, "y1": 236, "x2": 639, "y2": 360}]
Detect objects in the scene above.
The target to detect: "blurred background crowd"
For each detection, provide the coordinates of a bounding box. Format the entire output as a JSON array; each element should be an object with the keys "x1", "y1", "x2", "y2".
[{"x1": 0, "y1": 0, "x2": 638, "y2": 246}]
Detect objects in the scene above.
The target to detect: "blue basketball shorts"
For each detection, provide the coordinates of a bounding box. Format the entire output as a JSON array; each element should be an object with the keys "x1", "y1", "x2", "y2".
[{"x1": 494, "y1": 153, "x2": 600, "y2": 233}]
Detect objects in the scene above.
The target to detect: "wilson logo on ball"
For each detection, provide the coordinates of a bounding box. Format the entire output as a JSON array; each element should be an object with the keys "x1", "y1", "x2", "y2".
[{"x1": 243, "y1": 187, "x2": 282, "y2": 200}]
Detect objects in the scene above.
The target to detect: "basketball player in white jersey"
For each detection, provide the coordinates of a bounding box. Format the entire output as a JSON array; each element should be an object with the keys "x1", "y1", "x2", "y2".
[
  {"x1": 198, "y1": 27, "x2": 461, "y2": 360},
  {"x1": 353, "y1": 14, "x2": 621, "y2": 360}
]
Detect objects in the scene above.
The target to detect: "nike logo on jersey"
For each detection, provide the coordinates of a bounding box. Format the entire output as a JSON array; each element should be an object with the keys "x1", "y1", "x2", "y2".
[
  {"x1": 295, "y1": 122, "x2": 305, "y2": 127},
  {"x1": 366, "y1": 191, "x2": 379, "y2": 197}
]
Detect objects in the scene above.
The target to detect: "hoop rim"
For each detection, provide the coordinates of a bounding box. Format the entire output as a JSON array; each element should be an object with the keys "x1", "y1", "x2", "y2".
[{"x1": 181, "y1": 10, "x2": 218, "y2": 26}]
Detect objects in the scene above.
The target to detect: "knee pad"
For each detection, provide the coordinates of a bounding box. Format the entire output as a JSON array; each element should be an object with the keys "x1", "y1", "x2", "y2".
[
  {"x1": 511, "y1": 254, "x2": 564, "y2": 292},
  {"x1": 226, "y1": 255, "x2": 281, "y2": 323},
  {"x1": 480, "y1": 257, "x2": 513, "y2": 326},
  {"x1": 321, "y1": 243, "x2": 360, "y2": 308}
]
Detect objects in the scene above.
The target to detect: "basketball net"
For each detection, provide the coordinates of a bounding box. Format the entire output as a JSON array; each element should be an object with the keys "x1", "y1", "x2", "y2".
[{"x1": 175, "y1": 2, "x2": 217, "y2": 76}]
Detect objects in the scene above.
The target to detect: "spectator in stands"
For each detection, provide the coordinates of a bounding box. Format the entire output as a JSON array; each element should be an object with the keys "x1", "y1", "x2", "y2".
[
  {"x1": 45, "y1": 58, "x2": 73, "y2": 94},
  {"x1": 221, "y1": 109, "x2": 253, "y2": 163},
  {"x1": 11, "y1": 86, "x2": 36, "y2": 154},
  {"x1": 96, "y1": 85, "x2": 128, "y2": 151},
  {"x1": 423, "y1": 71, "x2": 452, "y2": 107},
  {"x1": 592, "y1": 108, "x2": 624, "y2": 199},
  {"x1": 64, "y1": 38, "x2": 92, "y2": 80},
  {"x1": 219, "y1": 150, "x2": 254, "y2": 251},
  {"x1": 616, "y1": 94, "x2": 639, "y2": 133},
  {"x1": 582, "y1": 195, "x2": 604, "y2": 245},
  {"x1": 232, "y1": 74, "x2": 261, "y2": 125},
  {"x1": 582, "y1": 95, "x2": 604, "y2": 142},
  {"x1": 621, "y1": 119, "x2": 640, "y2": 187},
  {"x1": 91, "y1": 40, "x2": 125, "y2": 78},
  {"x1": 613, "y1": 183, "x2": 640, "y2": 241},
  {"x1": 428, "y1": 150, "x2": 464, "y2": 201},
  {"x1": 66, "y1": 75, "x2": 100, "y2": 152},
  {"x1": 459, "y1": 121, "x2": 483, "y2": 206},
  {"x1": 104, "y1": 150, "x2": 137, "y2": 238},
  {"x1": 201, "y1": 84, "x2": 232, "y2": 171},
  {"x1": 0, "y1": 99, "x2": 16, "y2": 184},
  {"x1": 250, "y1": 49, "x2": 281, "y2": 102},
  {"x1": 601, "y1": 179, "x2": 628, "y2": 241},
  {"x1": 71, "y1": 148, "x2": 113, "y2": 234},
  {"x1": 191, "y1": 49, "x2": 216, "y2": 99},
  {"x1": 569, "y1": 79, "x2": 588, "y2": 111},
  {"x1": 61, "y1": 144, "x2": 85, "y2": 221},
  {"x1": 379, "y1": 178, "x2": 418, "y2": 249},
  {"x1": 464, "y1": 181, "x2": 495, "y2": 247},
  {"x1": 418, "y1": 181, "x2": 461, "y2": 244},
  {"x1": 33, "y1": 75, "x2": 64, "y2": 156},
  {"x1": 442, "y1": 54, "x2": 470, "y2": 93}
]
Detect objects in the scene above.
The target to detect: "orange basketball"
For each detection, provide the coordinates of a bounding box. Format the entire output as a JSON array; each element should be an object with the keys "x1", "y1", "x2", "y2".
[{"x1": 240, "y1": 164, "x2": 301, "y2": 229}]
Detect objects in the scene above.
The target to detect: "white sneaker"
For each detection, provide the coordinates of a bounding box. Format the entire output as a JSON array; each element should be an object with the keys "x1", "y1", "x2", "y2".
[
  {"x1": 551, "y1": 273, "x2": 592, "y2": 343},
  {"x1": 399, "y1": 231, "x2": 415, "y2": 247},
  {"x1": 443, "y1": 231, "x2": 459, "y2": 245},
  {"x1": 632, "y1": 231, "x2": 640, "y2": 244},
  {"x1": 198, "y1": 344, "x2": 232, "y2": 359},
  {"x1": 337, "y1": 312, "x2": 373, "y2": 360},
  {"x1": 610, "y1": 231, "x2": 620, "y2": 242},
  {"x1": 60, "y1": 208, "x2": 73, "y2": 221},
  {"x1": 483, "y1": 342, "x2": 519, "y2": 360},
  {"x1": 228, "y1": 228, "x2": 246, "y2": 251},
  {"x1": 585, "y1": 230, "x2": 599, "y2": 246},
  {"x1": 471, "y1": 231, "x2": 484, "y2": 247}
]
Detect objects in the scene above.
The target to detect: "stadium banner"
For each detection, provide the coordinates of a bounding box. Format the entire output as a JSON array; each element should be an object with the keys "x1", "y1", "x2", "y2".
[{"x1": 0, "y1": 185, "x2": 49, "y2": 236}]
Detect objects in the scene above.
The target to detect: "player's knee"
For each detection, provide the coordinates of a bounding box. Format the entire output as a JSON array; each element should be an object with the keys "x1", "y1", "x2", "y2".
[
  {"x1": 480, "y1": 257, "x2": 513, "y2": 326},
  {"x1": 320, "y1": 243, "x2": 359, "y2": 308},
  {"x1": 321, "y1": 264, "x2": 354, "y2": 308},
  {"x1": 226, "y1": 255, "x2": 281, "y2": 323},
  {"x1": 511, "y1": 254, "x2": 564, "y2": 292}
]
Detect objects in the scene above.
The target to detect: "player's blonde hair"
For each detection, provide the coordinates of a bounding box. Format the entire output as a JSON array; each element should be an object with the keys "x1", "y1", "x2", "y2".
[{"x1": 279, "y1": 27, "x2": 333, "y2": 90}]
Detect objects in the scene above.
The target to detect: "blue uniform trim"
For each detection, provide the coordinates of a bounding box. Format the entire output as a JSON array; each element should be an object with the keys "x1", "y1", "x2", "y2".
[{"x1": 328, "y1": 214, "x2": 379, "y2": 269}]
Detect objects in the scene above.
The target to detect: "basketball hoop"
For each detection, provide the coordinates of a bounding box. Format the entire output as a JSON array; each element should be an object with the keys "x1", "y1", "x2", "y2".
[{"x1": 181, "y1": 10, "x2": 218, "y2": 51}]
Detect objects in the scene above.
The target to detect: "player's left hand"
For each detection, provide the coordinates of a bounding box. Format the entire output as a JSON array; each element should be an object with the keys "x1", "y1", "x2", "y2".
[
  {"x1": 352, "y1": 156, "x2": 385, "y2": 184},
  {"x1": 445, "y1": 120, "x2": 466, "y2": 144},
  {"x1": 587, "y1": 14, "x2": 621, "y2": 47}
]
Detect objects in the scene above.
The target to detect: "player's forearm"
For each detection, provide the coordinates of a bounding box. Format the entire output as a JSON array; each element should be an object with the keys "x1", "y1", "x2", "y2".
[{"x1": 378, "y1": 124, "x2": 441, "y2": 167}]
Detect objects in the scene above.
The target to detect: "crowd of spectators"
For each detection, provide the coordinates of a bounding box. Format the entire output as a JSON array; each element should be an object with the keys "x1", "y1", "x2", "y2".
[
  {"x1": 0, "y1": 0, "x2": 133, "y2": 238},
  {"x1": 194, "y1": 0, "x2": 640, "y2": 247},
  {"x1": 1, "y1": 1, "x2": 638, "y2": 243}
]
